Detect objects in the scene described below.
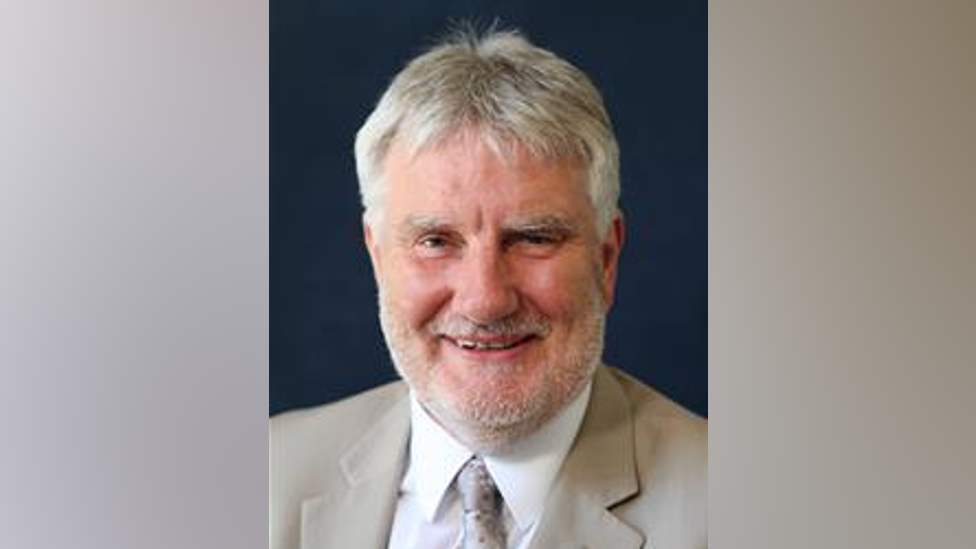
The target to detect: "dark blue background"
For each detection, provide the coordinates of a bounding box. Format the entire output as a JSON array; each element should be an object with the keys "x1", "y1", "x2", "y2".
[{"x1": 271, "y1": 1, "x2": 707, "y2": 417}]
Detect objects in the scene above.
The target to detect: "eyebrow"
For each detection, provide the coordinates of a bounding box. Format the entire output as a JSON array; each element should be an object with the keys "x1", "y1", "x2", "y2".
[
  {"x1": 503, "y1": 215, "x2": 580, "y2": 236},
  {"x1": 394, "y1": 215, "x2": 452, "y2": 245},
  {"x1": 398, "y1": 215, "x2": 451, "y2": 233}
]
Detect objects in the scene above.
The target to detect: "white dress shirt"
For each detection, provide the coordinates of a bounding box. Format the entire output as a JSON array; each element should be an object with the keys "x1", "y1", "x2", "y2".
[{"x1": 387, "y1": 382, "x2": 592, "y2": 549}]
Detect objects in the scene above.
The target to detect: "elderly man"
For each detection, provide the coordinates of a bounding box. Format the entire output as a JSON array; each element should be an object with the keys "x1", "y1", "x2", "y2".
[{"x1": 271, "y1": 29, "x2": 706, "y2": 549}]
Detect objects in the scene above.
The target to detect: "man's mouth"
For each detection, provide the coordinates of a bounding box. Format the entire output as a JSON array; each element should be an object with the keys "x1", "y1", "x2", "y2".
[{"x1": 442, "y1": 334, "x2": 536, "y2": 352}]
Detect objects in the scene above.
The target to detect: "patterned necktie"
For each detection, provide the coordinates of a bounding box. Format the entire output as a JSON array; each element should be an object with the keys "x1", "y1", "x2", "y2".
[{"x1": 456, "y1": 456, "x2": 506, "y2": 549}]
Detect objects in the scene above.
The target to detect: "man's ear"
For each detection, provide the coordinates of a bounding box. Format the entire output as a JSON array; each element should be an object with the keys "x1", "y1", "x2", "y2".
[{"x1": 600, "y1": 213, "x2": 625, "y2": 309}]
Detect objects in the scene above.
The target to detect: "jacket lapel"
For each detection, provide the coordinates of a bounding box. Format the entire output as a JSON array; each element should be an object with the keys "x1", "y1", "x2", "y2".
[
  {"x1": 300, "y1": 394, "x2": 410, "y2": 549},
  {"x1": 527, "y1": 367, "x2": 645, "y2": 549}
]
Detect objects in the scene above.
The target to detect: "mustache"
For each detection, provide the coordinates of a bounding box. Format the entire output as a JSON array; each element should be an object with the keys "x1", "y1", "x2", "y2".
[{"x1": 429, "y1": 314, "x2": 552, "y2": 339}]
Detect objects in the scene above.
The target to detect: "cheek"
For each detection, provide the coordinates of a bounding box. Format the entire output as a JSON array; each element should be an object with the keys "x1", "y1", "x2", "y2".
[
  {"x1": 517, "y1": 259, "x2": 598, "y2": 319},
  {"x1": 384, "y1": 261, "x2": 452, "y2": 327}
]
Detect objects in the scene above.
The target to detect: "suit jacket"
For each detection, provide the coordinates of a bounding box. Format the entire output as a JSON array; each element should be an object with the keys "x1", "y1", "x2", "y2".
[{"x1": 270, "y1": 366, "x2": 707, "y2": 549}]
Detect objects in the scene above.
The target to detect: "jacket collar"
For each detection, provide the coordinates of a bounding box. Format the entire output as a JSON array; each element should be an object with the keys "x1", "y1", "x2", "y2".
[{"x1": 526, "y1": 367, "x2": 645, "y2": 549}]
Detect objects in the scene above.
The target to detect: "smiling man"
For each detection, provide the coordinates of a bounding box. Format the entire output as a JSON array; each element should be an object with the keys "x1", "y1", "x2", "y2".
[{"x1": 270, "y1": 28, "x2": 706, "y2": 549}]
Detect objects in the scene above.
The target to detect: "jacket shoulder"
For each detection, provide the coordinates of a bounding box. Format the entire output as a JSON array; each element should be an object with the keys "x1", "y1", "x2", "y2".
[
  {"x1": 608, "y1": 367, "x2": 706, "y2": 439},
  {"x1": 271, "y1": 380, "x2": 407, "y2": 451},
  {"x1": 269, "y1": 381, "x2": 408, "y2": 549}
]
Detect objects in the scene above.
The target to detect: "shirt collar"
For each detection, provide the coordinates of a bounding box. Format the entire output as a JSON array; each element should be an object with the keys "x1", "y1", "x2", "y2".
[
  {"x1": 402, "y1": 382, "x2": 593, "y2": 532},
  {"x1": 401, "y1": 395, "x2": 473, "y2": 522}
]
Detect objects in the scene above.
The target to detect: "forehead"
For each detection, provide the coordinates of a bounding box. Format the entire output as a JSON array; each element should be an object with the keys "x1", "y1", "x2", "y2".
[{"x1": 382, "y1": 135, "x2": 591, "y2": 220}]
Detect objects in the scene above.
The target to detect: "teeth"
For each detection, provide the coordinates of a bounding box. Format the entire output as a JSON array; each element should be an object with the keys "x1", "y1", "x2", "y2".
[{"x1": 454, "y1": 339, "x2": 519, "y2": 351}]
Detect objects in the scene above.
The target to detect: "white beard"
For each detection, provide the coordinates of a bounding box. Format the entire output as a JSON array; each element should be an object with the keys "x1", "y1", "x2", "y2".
[{"x1": 377, "y1": 285, "x2": 606, "y2": 453}]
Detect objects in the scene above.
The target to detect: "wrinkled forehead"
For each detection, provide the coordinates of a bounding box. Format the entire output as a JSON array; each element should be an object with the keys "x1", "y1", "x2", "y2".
[
  {"x1": 383, "y1": 128, "x2": 588, "y2": 191},
  {"x1": 383, "y1": 131, "x2": 587, "y2": 195},
  {"x1": 379, "y1": 133, "x2": 597, "y2": 236}
]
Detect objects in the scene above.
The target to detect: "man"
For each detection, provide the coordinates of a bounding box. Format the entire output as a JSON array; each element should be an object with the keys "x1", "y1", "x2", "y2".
[{"x1": 271, "y1": 28, "x2": 706, "y2": 549}]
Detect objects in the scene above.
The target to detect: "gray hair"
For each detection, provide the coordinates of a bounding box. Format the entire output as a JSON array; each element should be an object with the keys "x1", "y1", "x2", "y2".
[{"x1": 354, "y1": 28, "x2": 620, "y2": 236}]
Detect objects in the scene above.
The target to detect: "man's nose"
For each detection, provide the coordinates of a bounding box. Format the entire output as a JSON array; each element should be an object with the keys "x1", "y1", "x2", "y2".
[{"x1": 453, "y1": 245, "x2": 520, "y2": 324}]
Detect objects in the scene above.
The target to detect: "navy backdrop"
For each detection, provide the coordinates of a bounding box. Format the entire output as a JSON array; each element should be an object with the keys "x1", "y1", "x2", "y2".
[{"x1": 271, "y1": 1, "x2": 707, "y2": 417}]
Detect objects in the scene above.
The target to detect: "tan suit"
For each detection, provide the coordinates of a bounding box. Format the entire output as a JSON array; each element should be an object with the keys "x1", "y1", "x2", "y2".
[{"x1": 270, "y1": 366, "x2": 706, "y2": 549}]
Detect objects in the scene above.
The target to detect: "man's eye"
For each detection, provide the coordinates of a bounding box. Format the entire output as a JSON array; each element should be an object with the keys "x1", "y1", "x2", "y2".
[
  {"x1": 414, "y1": 234, "x2": 458, "y2": 257},
  {"x1": 522, "y1": 233, "x2": 557, "y2": 245},
  {"x1": 418, "y1": 235, "x2": 449, "y2": 248},
  {"x1": 505, "y1": 230, "x2": 571, "y2": 255},
  {"x1": 516, "y1": 231, "x2": 568, "y2": 247}
]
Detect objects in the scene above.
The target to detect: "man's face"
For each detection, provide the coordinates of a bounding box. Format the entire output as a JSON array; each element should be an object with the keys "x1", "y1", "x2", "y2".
[{"x1": 365, "y1": 134, "x2": 623, "y2": 449}]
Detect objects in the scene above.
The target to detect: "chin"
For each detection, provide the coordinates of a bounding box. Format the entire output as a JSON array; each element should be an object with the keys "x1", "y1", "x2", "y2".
[
  {"x1": 426, "y1": 396, "x2": 549, "y2": 454},
  {"x1": 421, "y1": 364, "x2": 593, "y2": 454}
]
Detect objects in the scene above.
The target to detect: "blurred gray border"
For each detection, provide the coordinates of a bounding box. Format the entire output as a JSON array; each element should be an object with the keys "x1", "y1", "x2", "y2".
[
  {"x1": 0, "y1": 0, "x2": 268, "y2": 547},
  {"x1": 711, "y1": 1, "x2": 976, "y2": 547},
  {"x1": 2, "y1": 0, "x2": 974, "y2": 547}
]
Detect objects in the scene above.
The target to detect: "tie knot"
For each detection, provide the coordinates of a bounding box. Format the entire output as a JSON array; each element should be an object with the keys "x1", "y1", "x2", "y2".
[{"x1": 457, "y1": 456, "x2": 501, "y2": 513}]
